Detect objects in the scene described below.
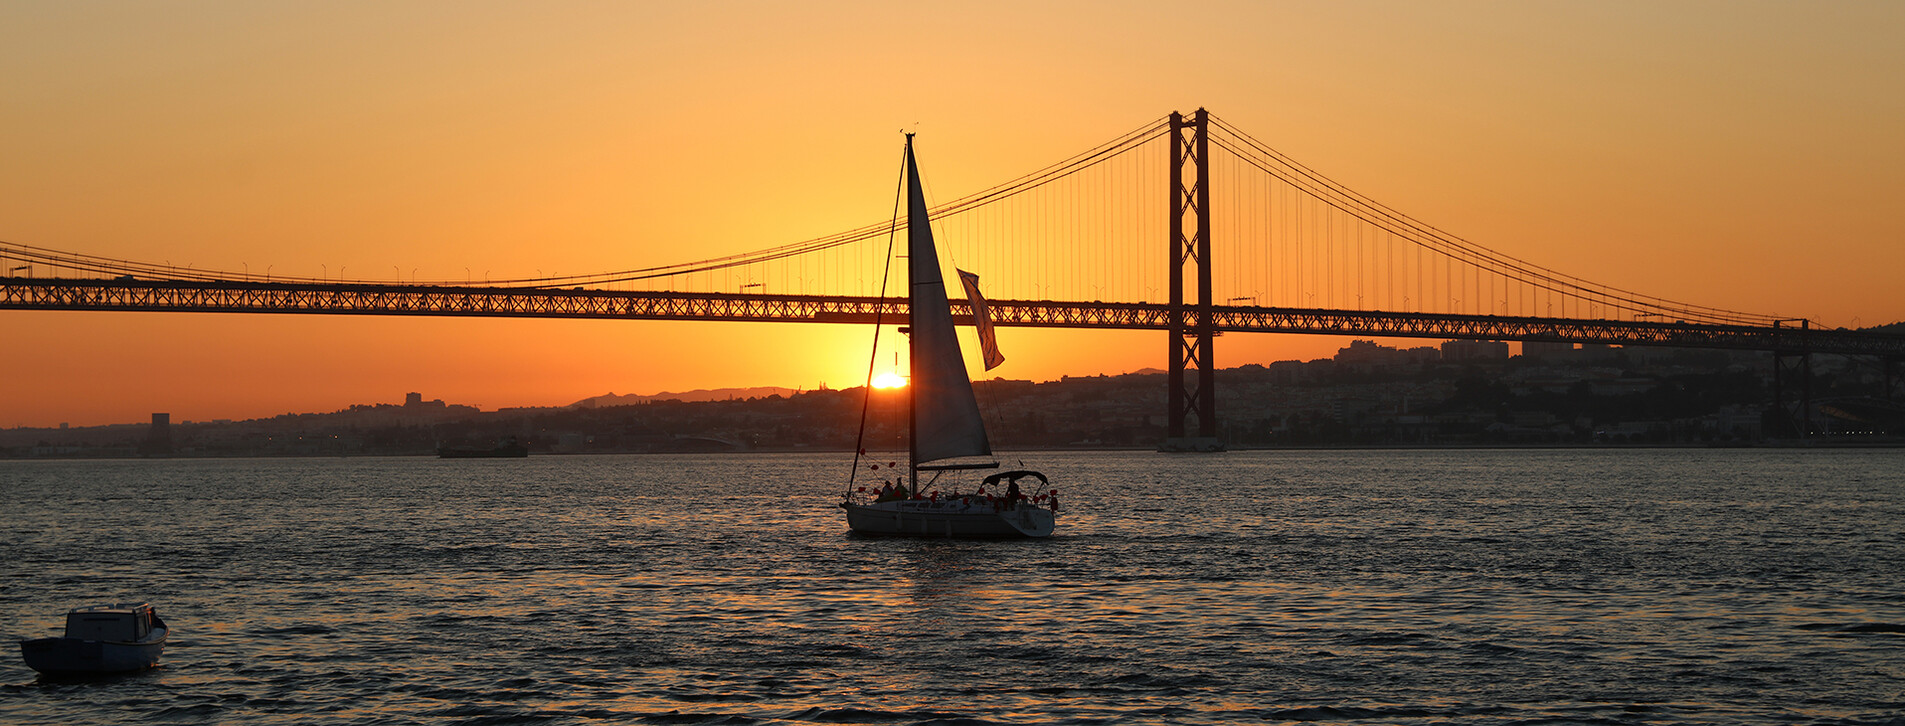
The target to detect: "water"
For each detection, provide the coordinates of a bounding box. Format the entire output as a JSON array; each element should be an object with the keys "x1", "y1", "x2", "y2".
[{"x1": 2, "y1": 449, "x2": 1901, "y2": 725}]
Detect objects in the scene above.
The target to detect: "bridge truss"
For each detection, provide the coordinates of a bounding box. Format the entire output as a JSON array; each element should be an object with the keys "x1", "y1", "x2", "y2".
[{"x1": 5, "y1": 278, "x2": 1901, "y2": 357}]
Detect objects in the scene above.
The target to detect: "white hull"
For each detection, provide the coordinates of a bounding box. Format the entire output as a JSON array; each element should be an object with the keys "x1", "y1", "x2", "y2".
[
  {"x1": 20, "y1": 630, "x2": 166, "y2": 674},
  {"x1": 842, "y1": 500, "x2": 1056, "y2": 538}
]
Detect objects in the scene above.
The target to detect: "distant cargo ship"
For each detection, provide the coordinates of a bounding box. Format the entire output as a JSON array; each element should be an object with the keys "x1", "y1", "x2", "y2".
[{"x1": 437, "y1": 437, "x2": 528, "y2": 458}]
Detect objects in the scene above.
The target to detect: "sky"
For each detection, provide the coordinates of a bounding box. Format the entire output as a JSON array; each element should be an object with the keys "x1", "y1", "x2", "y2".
[{"x1": 3, "y1": 1, "x2": 1902, "y2": 428}]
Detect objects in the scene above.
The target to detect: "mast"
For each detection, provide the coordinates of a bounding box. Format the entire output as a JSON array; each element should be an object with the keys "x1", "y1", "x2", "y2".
[
  {"x1": 901, "y1": 133, "x2": 993, "y2": 497},
  {"x1": 905, "y1": 133, "x2": 920, "y2": 497}
]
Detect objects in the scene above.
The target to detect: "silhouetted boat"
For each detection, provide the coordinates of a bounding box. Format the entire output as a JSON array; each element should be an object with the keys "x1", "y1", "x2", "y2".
[
  {"x1": 437, "y1": 437, "x2": 529, "y2": 458},
  {"x1": 19, "y1": 602, "x2": 168, "y2": 675},
  {"x1": 839, "y1": 135, "x2": 1060, "y2": 538}
]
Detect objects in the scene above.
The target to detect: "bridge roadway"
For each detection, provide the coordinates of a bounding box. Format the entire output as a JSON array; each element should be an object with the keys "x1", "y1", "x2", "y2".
[{"x1": 5, "y1": 277, "x2": 1902, "y2": 357}]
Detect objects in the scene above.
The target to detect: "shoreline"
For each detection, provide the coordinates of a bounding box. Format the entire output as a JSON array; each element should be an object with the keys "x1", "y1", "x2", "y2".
[{"x1": 6, "y1": 438, "x2": 1903, "y2": 461}]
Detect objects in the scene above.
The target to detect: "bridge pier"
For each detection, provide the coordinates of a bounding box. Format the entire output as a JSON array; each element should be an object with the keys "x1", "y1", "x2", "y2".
[
  {"x1": 1162, "y1": 108, "x2": 1223, "y2": 453},
  {"x1": 1886, "y1": 356, "x2": 1899, "y2": 402},
  {"x1": 1771, "y1": 319, "x2": 1814, "y2": 438}
]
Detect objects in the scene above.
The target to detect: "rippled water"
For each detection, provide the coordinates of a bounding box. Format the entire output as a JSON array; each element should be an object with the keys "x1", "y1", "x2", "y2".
[{"x1": 2, "y1": 449, "x2": 1902, "y2": 725}]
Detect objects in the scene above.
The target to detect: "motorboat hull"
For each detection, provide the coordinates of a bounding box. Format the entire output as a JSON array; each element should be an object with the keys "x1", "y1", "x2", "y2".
[
  {"x1": 842, "y1": 501, "x2": 1056, "y2": 538},
  {"x1": 20, "y1": 631, "x2": 166, "y2": 675}
]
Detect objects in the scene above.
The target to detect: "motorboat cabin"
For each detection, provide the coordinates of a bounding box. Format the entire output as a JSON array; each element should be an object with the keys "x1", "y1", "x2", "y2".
[{"x1": 19, "y1": 602, "x2": 168, "y2": 674}]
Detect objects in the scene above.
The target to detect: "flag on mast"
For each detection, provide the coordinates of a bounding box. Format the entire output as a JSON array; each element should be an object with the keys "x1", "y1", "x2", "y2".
[{"x1": 957, "y1": 268, "x2": 1005, "y2": 370}]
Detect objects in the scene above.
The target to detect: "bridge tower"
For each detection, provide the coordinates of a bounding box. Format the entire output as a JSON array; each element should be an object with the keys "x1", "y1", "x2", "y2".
[
  {"x1": 1887, "y1": 356, "x2": 1900, "y2": 402},
  {"x1": 1771, "y1": 318, "x2": 1814, "y2": 438},
  {"x1": 1162, "y1": 108, "x2": 1223, "y2": 452}
]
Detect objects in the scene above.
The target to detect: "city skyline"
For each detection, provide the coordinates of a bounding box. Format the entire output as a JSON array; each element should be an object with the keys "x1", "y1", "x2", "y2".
[
  {"x1": 5, "y1": 2, "x2": 1903, "y2": 428},
  {"x1": 0, "y1": 334, "x2": 1850, "y2": 434}
]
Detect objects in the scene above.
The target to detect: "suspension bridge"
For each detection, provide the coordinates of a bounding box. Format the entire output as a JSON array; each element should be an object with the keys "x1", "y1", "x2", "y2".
[{"x1": 5, "y1": 110, "x2": 1901, "y2": 446}]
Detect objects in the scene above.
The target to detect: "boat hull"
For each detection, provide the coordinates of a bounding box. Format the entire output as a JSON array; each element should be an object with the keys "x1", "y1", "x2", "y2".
[
  {"x1": 20, "y1": 631, "x2": 166, "y2": 675},
  {"x1": 842, "y1": 501, "x2": 1056, "y2": 538}
]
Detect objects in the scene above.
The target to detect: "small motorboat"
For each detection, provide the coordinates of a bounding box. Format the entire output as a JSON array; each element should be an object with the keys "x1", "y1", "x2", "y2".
[{"x1": 19, "y1": 602, "x2": 168, "y2": 675}]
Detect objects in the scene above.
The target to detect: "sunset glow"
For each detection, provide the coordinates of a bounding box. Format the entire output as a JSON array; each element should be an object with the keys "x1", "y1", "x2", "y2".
[
  {"x1": 2, "y1": 2, "x2": 1902, "y2": 428},
  {"x1": 871, "y1": 372, "x2": 908, "y2": 389}
]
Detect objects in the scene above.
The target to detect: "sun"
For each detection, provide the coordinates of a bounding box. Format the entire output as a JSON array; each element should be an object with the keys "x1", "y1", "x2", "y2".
[{"x1": 871, "y1": 372, "x2": 908, "y2": 389}]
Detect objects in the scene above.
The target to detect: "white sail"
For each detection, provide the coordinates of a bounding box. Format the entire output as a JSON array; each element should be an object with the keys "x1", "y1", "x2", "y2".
[
  {"x1": 905, "y1": 139, "x2": 992, "y2": 464},
  {"x1": 838, "y1": 134, "x2": 1057, "y2": 539}
]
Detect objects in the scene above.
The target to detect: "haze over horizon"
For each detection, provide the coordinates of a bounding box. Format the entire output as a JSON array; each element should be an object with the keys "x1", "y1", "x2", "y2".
[
  {"x1": 7, "y1": 368, "x2": 1179, "y2": 429},
  {"x1": 5, "y1": 1, "x2": 1902, "y2": 428}
]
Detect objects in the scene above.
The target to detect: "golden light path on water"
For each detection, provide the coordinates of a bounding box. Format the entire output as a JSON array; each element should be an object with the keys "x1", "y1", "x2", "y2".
[{"x1": 3, "y1": 449, "x2": 1902, "y2": 724}]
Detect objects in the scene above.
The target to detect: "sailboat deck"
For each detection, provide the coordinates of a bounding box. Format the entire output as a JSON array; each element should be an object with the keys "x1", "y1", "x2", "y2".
[{"x1": 840, "y1": 499, "x2": 1057, "y2": 538}]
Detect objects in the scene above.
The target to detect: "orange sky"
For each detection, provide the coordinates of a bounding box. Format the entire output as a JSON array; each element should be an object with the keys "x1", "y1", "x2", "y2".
[{"x1": 4, "y1": 1, "x2": 1902, "y2": 428}]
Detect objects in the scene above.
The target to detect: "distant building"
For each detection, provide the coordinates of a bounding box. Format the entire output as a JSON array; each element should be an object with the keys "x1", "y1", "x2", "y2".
[
  {"x1": 1269, "y1": 358, "x2": 1333, "y2": 384},
  {"x1": 1521, "y1": 341, "x2": 1576, "y2": 360},
  {"x1": 402, "y1": 392, "x2": 449, "y2": 410},
  {"x1": 1335, "y1": 340, "x2": 1450, "y2": 370},
  {"x1": 1334, "y1": 340, "x2": 1400, "y2": 371},
  {"x1": 1578, "y1": 343, "x2": 1618, "y2": 362},
  {"x1": 1441, "y1": 339, "x2": 1510, "y2": 362},
  {"x1": 140, "y1": 413, "x2": 172, "y2": 456}
]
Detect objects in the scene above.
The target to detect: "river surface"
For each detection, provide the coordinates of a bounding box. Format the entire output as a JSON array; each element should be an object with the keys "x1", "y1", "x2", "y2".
[{"x1": 2, "y1": 449, "x2": 1902, "y2": 725}]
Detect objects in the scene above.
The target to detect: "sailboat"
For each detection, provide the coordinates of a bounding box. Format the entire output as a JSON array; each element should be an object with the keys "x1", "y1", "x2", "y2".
[{"x1": 839, "y1": 134, "x2": 1060, "y2": 538}]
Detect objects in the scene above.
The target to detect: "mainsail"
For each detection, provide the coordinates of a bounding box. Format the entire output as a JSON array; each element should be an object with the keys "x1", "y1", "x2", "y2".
[
  {"x1": 838, "y1": 133, "x2": 1058, "y2": 539},
  {"x1": 905, "y1": 137, "x2": 992, "y2": 465}
]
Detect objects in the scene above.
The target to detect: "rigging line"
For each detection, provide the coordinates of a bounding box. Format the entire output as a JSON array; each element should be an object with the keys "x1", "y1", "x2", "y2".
[
  {"x1": 849, "y1": 143, "x2": 910, "y2": 495},
  {"x1": 1329, "y1": 204, "x2": 1339, "y2": 308},
  {"x1": 0, "y1": 242, "x2": 298, "y2": 284},
  {"x1": 928, "y1": 119, "x2": 1169, "y2": 221},
  {"x1": 9, "y1": 122, "x2": 1171, "y2": 294},
  {"x1": 1209, "y1": 137, "x2": 1762, "y2": 325},
  {"x1": 1209, "y1": 136, "x2": 1571, "y2": 294},
  {"x1": 1209, "y1": 122, "x2": 1776, "y2": 326},
  {"x1": 537, "y1": 120, "x2": 1174, "y2": 289},
  {"x1": 116, "y1": 122, "x2": 1175, "y2": 292},
  {"x1": 1208, "y1": 138, "x2": 1483, "y2": 268},
  {"x1": 1227, "y1": 155, "x2": 1237, "y2": 301},
  {"x1": 1230, "y1": 143, "x2": 1632, "y2": 318},
  {"x1": 1214, "y1": 117, "x2": 1552, "y2": 269},
  {"x1": 1260, "y1": 160, "x2": 1270, "y2": 304},
  {"x1": 1102, "y1": 152, "x2": 1112, "y2": 300},
  {"x1": 1212, "y1": 133, "x2": 1609, "y2": 308}
]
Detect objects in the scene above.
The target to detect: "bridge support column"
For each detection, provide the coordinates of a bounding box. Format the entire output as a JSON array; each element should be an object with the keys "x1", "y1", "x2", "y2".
[
  {"x1": 1162, "y1": 108, "x2": 1223, "y2": 453},
  {"x1": 1771, "y1": 319, "x2": 1814, "y2": 439},
  {"x1": 1885, "y1": 356, "x2": 1899, "y2": 402}
]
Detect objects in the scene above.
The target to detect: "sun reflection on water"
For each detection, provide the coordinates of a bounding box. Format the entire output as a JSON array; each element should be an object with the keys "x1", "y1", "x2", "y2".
[{"x1": 1, "y1": 450, "x2": 1901, "y2": 724}]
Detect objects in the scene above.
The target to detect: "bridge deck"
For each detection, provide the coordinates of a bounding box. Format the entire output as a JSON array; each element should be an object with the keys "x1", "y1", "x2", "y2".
[{"x1": 4, "y1": 278, "x2": 1900, "y2": 356}]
